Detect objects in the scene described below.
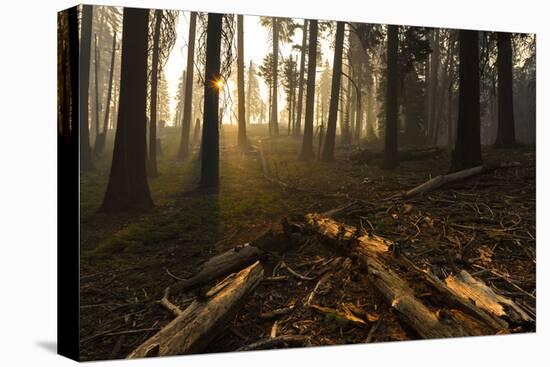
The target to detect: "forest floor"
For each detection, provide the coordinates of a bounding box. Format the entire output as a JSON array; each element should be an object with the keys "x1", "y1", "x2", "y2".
[{"x1": 79, "y1": 126, "x2": 536, "y2": 361}]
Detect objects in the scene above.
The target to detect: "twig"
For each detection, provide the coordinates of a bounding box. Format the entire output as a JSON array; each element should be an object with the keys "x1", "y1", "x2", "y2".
[
  {"x1": 156, "y1": 287, "x2": 183, "y2": 317},
  {"x1": 365, "y1": 315, "x2": 383, "y2": 343},
  {"x1": 164, "y1": 267, "x2": 187, "y2": 281},
  {"x1": 236, "y1": 335, "x2": 307, "y2": 351},
  {"x1": 280, "y1": 261, "x2": 316, "y2": 281}
]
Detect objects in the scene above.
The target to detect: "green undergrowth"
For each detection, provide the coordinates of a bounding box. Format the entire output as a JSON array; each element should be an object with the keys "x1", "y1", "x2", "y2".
[{"x1": 80, "y1": 128, "x2": 292, "y2": 261}]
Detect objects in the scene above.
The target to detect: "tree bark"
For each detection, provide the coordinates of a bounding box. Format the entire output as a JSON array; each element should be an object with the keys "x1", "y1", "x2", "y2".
[
  {"x1": 200, "y1": 13, "x2": 223, "y2": 188},
  {"x1": 79, "y1": 5, "x2": 95, "y2": 171},
  {"x1": 383, "y1": 25, "x2": 399, "y2": 168},
  {"x1": 178, "y1": 12, "x2": 197, "y2": 159},
  {"x1": 321, "y1": 22, "x2": 345, "y2": 162},
  {"x1": 148, "y1": 10, "x2": 162, "y2": 177},
  {"x1": 237, "y1": 15, "x2": 247, "y2": 149},
  {"x1": 494, "y1": 32, "x2": 516, "y2": 148},
  {"x1": 93, "y1": 34, "x2": 101, "y2": 145},
  {"x1": 298, "y1": 20, "x2": 318, "y2": 160},
  {"x1": 171, "y1": 244, "x2": 263, "y2": 294},
  {"x1": 428, "y1": 29, "x2": 440, "y2": 142},
  {"x1": 128, "y1": 262, "x2": 264, "y2": 358},
  {"x1": 450, "y1": 30, "x2": 482, "y2": 172},
  {"x1": 271, "y1": 18, "x2": 279, "y2": 136},
  {"x1": 100, "y1": 8, "x2": 153, "y2": 212}
]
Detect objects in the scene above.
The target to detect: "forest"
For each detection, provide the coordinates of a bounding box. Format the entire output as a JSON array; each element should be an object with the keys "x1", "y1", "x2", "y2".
[{"x1": 57, "y1": 5, "x2": 536, "y2": 360}]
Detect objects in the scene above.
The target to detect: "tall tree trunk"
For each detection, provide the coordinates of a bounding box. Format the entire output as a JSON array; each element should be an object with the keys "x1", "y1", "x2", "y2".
[
  {"x1": 93, "y1": 34, "x2": 101, "y2": 144},
  {"x1": 365, "y1": 75, "x2": 375, "y2": 141},
  {"x1": 79, "y1": 5, "x2": 94, "y2": 171},
  {"x1": 299, "y1": 20, "x2": 318, "y2": 160},
  {"x1": 148, "y1": 9, "x2": 162, "y2": 177},
  {"x1": 93, "y1": 30, "x2": 117, "y2": 155},
  {"x1": 237, "y1": 15, "x2": 247, "y2": 149},
  {"x1": 271, "y1": 18, "x2": 279, "y2": 136},
  {"x1": 428, "y1": 29, "x2": 440, "y2": 142},
  {"x1": 432, "y1": 34, "x2": 452, "y2": 146},
  {"x1": 177, "y1": 68, "x2": 186, "y2": 128},
  {"x1": 291, "y1": 55, "x2": 298, "y2": 135},
  {"x1": 450, "y1": 30, "x2": 482, "y2": 172},
  {"x1": 295, "y1": 20, "x2": 308, "y2": 137},
  {"x1": 102, "y1": 32, "x2": 117, "y2": 135},
  {"x1": 321, "y1": 22, "x2": 345, "y2": 162},
  {"x1": 100, "y1": 8, "x2": 153, "y2": 212},
  {"x1": 383, "y1": 25, "x2": 399, "y2": 169},
  {"x1": 494, "y1": 32, "x2": 516, "y2": 148},
  {"x1": 200, "y1": 13, "x2": 223, "y2": 188},
  {"x1": 178, "y1": 12, "x2": 197, "y2": 159},
  {"x1": 247, "y1": 60, "x2": 252, "y2": 125},
  {"x1": 352, "y1": 33, "x2": 363, "y2": 143}
]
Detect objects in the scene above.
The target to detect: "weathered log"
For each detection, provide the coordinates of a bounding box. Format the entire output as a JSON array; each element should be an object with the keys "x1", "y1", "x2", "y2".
[
  {"x1": 404, "y1": 161, "x2": 521, "y2": 198},
  {"x1": 128, "y1": 262, "x2": 264, "y2": 358},
  {"x1": 445, "y1": 270, "x2": 533, "y2": 326},
  {"x1": 303, "y1": 214, "x2": 530, "y2": 338},
  {"x1": 171, "y1": 244, "x2": 262, "y2": 294}
]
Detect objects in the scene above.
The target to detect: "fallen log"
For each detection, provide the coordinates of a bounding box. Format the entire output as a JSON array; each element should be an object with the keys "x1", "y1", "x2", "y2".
[
  {"x1": 403, "y1": 162, "x2": 521, "y2": 198},
  {"x1": 171, "y1": 244, "x2": 263, "y2": 294},
  {"x1": 445, "y1": 270, "x2": 533, "y2": 326},
  {"x1": 302, "y1": 213, "x2": 532, "y2": 339},
  {"x1": 128, "y1": 262, "x2": 264, "y2": 358}
]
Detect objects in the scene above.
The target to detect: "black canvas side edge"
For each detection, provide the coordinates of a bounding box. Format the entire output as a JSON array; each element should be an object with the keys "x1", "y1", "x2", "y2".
[{"x1": 57, "y1": 5, "x2": 80, "y2": 361}]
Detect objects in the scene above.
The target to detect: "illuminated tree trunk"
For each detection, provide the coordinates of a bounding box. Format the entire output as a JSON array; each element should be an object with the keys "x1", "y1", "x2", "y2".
[
  {"x1": 100, "y1": 8, "x2": 153, "y2": 212},
  {"x1": 271, "y1": 18, "x2": 279, "y2": 136},
  {"x1": 93, "y1": 30, "x2": 117, "y2": 156},
  {"x1": 450, "y1": 30, "x2": 482, "y2": 172},
  {"x1": 321, "y1": 22, "x2": 345, "y2": 162},
  {"x1": 494, "y1": 32, "x2": 516, "y2": 148},
  {"x1": 237, "y1": 15, "x2": 247, "y2": 149},
  {"x1": 200, "y1": 13, "x2": 223, "y2": 188},
  {"x1": 79, "y1": 5, "x2": 94, "y2": 171},
  {"x1": 178, "y1": 12, "x2": 197, "y2": 159},
  {"x1": 148, "y1": 9, "x2": 162, "y2": 177},
  {"x1": 299, "y1": 20, "x2": 318, "y2": 161},
  {"x1": 247, "y1": 60, "x2": 252, "y2": 125},
  {"x1": 383, "y1": 25, "x2": 399, "y2": 169}
]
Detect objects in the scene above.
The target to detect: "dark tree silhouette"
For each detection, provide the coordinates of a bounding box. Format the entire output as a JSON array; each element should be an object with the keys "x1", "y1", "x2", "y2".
[
  {"x1": 495, "y1": 32, "x2": 516, "y2": 148},
  {"x1": 200, "y1": 13, "x2": 223, "y2": 188},
  {"x1": 295, "y1": 19, "x2": 308, "y2": 137},
  {"x1": 321, "y1": 21, "x2": 345, "y2": 162},
  {"x1": 100, "y1": 8, "x2": 153, "y2": 212},
  {"x1": 451, "y1": 30, "x2": 482, "y2": 171},
  {"x1": 383, "y1": 25, "x2": 399, "y2": 169},
  {"x1": 93, "y1": 34, "x2": 101, "y2": 144},
  {"x1": 299, "y1": 19, "x2": 318, "y2": 161},
  {"x1": 148, "y1": 9, "x2": 162, "y2": 177},
  {"x1": 79, "y1": 5, "x2": 95, "y2": 171},
  {"x1": 178, "y1": 12, "x2": 197, "y2": 159},
  {"x1": 237, "y1": 14, "x2": 247, "y2": 149}
]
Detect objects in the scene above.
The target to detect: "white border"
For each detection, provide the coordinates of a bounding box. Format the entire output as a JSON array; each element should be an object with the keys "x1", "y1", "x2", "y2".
[{"x1": 0, "y1": 0, "x2": 545, "y2": 366}]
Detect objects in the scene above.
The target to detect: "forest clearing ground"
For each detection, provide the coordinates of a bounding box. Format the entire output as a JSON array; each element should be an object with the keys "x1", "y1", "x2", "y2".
[{"x1": 79, "y1": 127, "x2": 535, "y2": 359}]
